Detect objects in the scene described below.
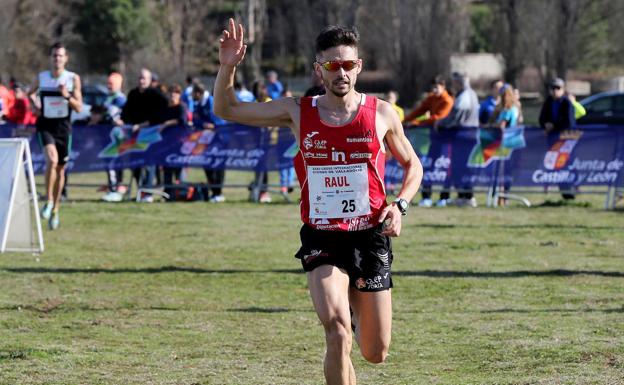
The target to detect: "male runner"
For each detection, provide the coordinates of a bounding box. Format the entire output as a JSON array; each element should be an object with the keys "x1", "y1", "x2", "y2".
[
  {"x1": 29, "y1": 42, "x2": 82, "y2": 230},
  {"x1": 214, "y1": 19, "x2": 423, "y2": 385}
]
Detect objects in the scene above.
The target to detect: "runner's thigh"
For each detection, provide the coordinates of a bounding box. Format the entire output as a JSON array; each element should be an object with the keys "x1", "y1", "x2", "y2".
[
  {"x1": 307, "y1": 265, "x2": 351, "y2": 328},
  {"x1": 349, "y1": 289, "x2": 392, "y2": 354}
]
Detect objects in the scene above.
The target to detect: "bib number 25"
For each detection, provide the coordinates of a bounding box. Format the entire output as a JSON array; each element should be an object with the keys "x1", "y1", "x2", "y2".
[{"x1": 341, "y1": 199, "x2": 356, "y2": 213}]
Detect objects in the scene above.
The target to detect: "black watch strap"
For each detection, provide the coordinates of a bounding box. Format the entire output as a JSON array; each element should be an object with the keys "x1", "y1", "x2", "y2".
[{"x1": 394, "y1": 198, "x2": 408, "y2": 216}]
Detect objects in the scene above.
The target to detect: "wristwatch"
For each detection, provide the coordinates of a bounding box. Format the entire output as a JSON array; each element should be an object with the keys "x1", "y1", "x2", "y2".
[{"x1": 393, "y1": 198, "x2": 409, "y2": 216}]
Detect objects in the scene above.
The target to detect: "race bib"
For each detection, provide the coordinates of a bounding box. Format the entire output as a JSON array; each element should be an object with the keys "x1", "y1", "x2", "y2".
[
  {"x1": 43, "y1": 96, "x2": 69, "y2": 118},
  {"x1": 307, "y1": 163, "x2": 371, "y2": 219}
]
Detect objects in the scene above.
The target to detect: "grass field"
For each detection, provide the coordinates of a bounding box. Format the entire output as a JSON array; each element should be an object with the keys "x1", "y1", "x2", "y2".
[{"x1": 1, "y1": 172, "x2": 623, "y2": 384}]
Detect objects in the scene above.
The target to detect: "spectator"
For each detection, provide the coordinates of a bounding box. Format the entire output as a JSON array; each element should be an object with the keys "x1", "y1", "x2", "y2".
[
  {"x1": 436, "y1": 72, "x2": 480, "y2": 207},
  {"x1": 251, "y1": 80, "x2": 273, "y2": 203},
  {"x1": 119, "y1": 68, "x2": 168, "y2": 202},
  {"x1": 5, "y1": 83, "x2": 36, "y2": 125},
  {"x1": 100, "y1": 72, "x2": 128, "y2": 202},
  {"x1": 102, "y1": 72, "x2": 126, "y2": 125},
  {"x1": 404, "y1": 75, "x2": 453, "y2": 127},
  {"x1": 539, "y1": 77, "x2": 577, "y2": 200},
  {"x1": 492, "y1": 85, "x2": 520, "y2": 202},
  {"x1": 479, "y1": 79, "x2": 504, "y2": 124},
  {"x1": 192, "y1": 82, "x2": 228, "y2": 203},
  {"x1": 304, "y1": 69, "x2": 325, "y2": 97},
  {"x1": 182, "y1": 75, "x2": 195, "y2": 115},
  {"x1": 407, "y1": 76, "x2": 454, "y2": 208},
  {"x1": 384, "y1": 90, "x2": 404, "y2": 121},
  {"x1": 161, "y1": 84, "x2": 189, "y2": 201},
  {"x1": 234, "y1": 80, "x2": 255, "y2": 102},
  {"x1": 567, "y1": 92, "x2": 587, "y2": 120},
  {"x1": 493, "y1": 85, "x2": 520, "y2": 129},
  {"x1": 265, "y1": 70, "x2": 283, "y2": 100},
  {"x1": 0, "y1": 76, "x2": 16, "y2": 121},
  {"x1": 513, "y1": 87, "x2": 524, "y2": 125}
]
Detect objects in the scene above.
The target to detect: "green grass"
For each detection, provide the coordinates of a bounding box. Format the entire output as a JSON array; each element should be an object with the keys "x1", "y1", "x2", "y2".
[{"x1": 0, "y1": 173, "x2": 623, "y2": 384}]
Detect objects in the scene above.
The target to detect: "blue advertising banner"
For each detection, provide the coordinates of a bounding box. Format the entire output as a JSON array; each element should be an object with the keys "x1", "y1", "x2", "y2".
[
  {"x1": 2, "y1": 123, "x2": 623, "y2": 188},
  {"x1": 0, "y1": 124, "x2": 298, "y2": 174},
  {"x1": 385, "y1": 125, "x2": 624, "y2": 188}
]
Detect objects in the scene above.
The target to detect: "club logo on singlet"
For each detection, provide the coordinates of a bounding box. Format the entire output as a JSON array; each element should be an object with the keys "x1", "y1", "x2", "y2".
[{"x1": 304, "y1": 131, "x2": 327, "y2": 150}]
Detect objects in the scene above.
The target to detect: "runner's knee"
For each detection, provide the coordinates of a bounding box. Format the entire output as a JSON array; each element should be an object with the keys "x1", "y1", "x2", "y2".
[
  {"x1": 323, "y1": 318, "x2": 352, "y2": 353},
  {"x1": 359, "y1": 340, "x2": 389, "y2": 364}
]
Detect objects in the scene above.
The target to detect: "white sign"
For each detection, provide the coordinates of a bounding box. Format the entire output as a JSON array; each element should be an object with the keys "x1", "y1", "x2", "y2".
[{"x1": 307, "y1": 163, "x2": 371, "y2": 219}]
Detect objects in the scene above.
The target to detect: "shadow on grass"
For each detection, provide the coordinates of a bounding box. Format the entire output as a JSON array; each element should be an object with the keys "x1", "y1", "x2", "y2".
[
  {"x1": 393, "y1": 269, "x2": 624, "y2": 278},
  {"x1": 227, "y1": 307, "x2": 290, "y2": 313},
  {"x1": 0, "y1": 266, "x2": 302, "y2": 275},
  {"x1": 481, "y1": 306, "x2": 624, "y2": 314},
  {"x1": 415, "y1": 223, "x2": 623, "y2": 230},
  {"x1": 1, "y1": 266, "x2": 622, "y2": 278}
]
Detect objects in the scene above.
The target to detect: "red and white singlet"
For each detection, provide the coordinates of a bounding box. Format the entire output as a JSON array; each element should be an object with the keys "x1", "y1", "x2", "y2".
[{"x1": 294, "y1": 94, "x2": 387, "y2": 232}]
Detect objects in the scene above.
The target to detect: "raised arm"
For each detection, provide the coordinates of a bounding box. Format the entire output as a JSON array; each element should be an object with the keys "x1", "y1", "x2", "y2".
[
  {"x1": 213, "y1": 19, "x2": 294, "y2": 129},
  {"x1": 377, "y1": 100, "x2": 423, "y2": 236}
]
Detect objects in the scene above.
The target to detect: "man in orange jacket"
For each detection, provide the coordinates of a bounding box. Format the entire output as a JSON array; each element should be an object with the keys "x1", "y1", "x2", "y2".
[
  {"x1": 404, "y1": 76, "x2": 453, "y2": 207},
  {"x1": 403, "y1": 75, "x2": 453, "y2": 128}
]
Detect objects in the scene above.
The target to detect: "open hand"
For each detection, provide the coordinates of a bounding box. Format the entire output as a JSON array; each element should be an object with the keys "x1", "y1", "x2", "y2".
[{"x1": 219, "y1": 18, "x2": 247, "y2": 67}]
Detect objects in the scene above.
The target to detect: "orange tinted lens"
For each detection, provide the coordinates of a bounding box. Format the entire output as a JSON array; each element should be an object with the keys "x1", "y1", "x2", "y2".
[
  {"x1": 321, "y1": 61, "x2": 341, "y2": 71},
  {"x1": 341, "y1": 61, "x2": 358, "y2": 71}
]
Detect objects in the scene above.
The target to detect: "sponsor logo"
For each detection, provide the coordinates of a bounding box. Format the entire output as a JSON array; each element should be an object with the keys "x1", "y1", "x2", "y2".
[
  {"x1": 383, "y1": 272, "x2": 389, "y2": 279},
  {"x1": 304, "y1": 151, "x2": 328, "y2": 159},
  {"x1": 346, "y1": 129, "x2": 374, "y2": 143},
  {"x1": 350, "y1": 152, "x2": 372, "y2": 159},
  {"x1": 303, "y1": 131, "x2": 318, "y2": 150},
  {"x1": 346, "y1": 215, "x2": 371, "y2": 231},
  {"x1": 377, "y1": 250, "x2": 390, "y2": 270},
  {"x1": 314, "y1": 224, "x2": 342, "y2": 230},
  {"x1": 363, "y1": 275, "x2": 384, "y2": 290},
  {"x1": 304, "y1": 131, "x2": 327, "y2": 150},
  {"x1": 543, "y1": 131, "x2": 583, "y2": 170},
  {"x1": 355, "y1": 278, "x2": 367, "y2": 290},
  {"x1": 99, "y1": 125, "x2": 163, "y2": 158},
  {"x1": 331, "y1": 148, "x2": 346, "y2": 163},
  {"x1": 303, "y1": 249, "x2": 328, "y2": 263}
]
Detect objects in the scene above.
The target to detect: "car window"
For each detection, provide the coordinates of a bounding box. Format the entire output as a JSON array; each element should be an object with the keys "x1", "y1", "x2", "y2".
[
  {"x1": 584, "y1": 96, "x2": 613, "y2": 114},
  {"x1": 613, "y1": 95, "x2": 624, "y2": 113}
]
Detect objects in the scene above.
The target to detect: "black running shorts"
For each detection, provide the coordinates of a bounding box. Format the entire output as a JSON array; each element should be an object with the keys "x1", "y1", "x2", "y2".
[
  {"x1": 295, "y1": 224, "x2": 393, "y2": 292},
  {"x1": 38, "y1": 130, "x2": 72, "y2": 165}
]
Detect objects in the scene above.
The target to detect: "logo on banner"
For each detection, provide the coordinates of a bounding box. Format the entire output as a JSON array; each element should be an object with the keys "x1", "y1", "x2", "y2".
[
  {"x1": 543, "y1": 131, "x2": 582, "y2": 170},
  {"x1": 180, "y1": 129, "x2": 216, "y2": 155},
  {"x1": 99, "y1": 125, "x2": 163, "y2": 158},
  {"x1": 468, "y1": 127, "x2": 526, "y2": 167}
]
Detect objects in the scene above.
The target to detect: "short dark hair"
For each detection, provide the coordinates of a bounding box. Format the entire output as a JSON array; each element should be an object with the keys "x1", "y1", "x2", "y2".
[
  {"x1": 431, "y1": 75, "x2": 446, "y2": 86},
  {"x1": 50, "y1": 42, "x2": 65, "y2": 54},
  {"x1": 192, "y1": 83, "x2": 205, "y2": 94},
  {"x1": 315, "y1": 25, "x2": 359, "y2": 54}
]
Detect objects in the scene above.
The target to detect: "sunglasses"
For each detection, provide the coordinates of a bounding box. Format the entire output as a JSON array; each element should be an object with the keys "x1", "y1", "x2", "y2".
[
  {"x1": 550, "y1": 86, "x2": 562, "y2": 90},
  {"x1": 316, "y1": 60, "x2": 359, "y2": 72}
]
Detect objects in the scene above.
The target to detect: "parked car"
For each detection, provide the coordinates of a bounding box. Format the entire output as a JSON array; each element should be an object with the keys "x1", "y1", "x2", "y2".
[
  {"x1": 71, "y1": 84, "x2": 108, "y2": 124},
  {"x1": 578, "y1": 91, "x2": 624, "y2": 125}
]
